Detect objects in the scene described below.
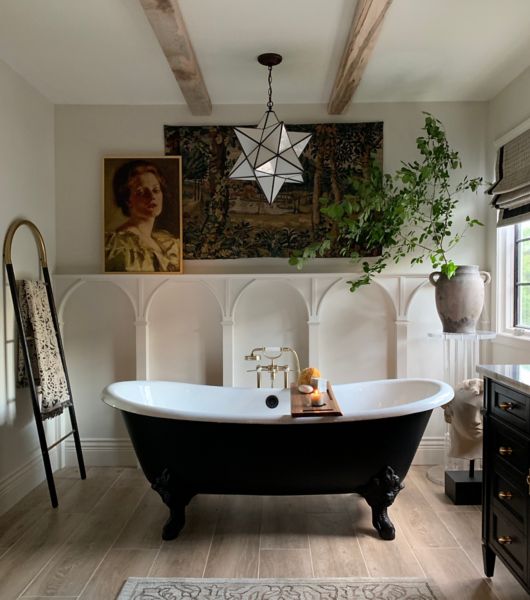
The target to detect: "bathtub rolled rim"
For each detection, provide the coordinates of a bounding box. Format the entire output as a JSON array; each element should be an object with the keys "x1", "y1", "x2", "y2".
[{"x1": 101, "y1": 378, "x2": 454, "y2": 424}]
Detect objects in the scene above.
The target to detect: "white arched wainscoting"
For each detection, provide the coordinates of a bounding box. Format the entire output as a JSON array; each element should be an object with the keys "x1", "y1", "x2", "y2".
[
  {"x1": 61, "y1": 281, "x2": 136, "y2": 465},
  {"x1": 147, "y1": 280, "x2": 223, "y2": 385},
  {"x1": 234, "y1": 279, "x2": 309, "y2": 388},
  {"x1": 54, "y1": 272, "x2": 492, "y2": 467},
  {"x1": 319, "y1": 281, "x2": 394, "y2": 384}
]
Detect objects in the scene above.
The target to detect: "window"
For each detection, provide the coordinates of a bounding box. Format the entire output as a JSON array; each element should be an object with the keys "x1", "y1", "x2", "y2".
[{"x1": 514, "y1": 221, "x2": 530, "y2": 328}]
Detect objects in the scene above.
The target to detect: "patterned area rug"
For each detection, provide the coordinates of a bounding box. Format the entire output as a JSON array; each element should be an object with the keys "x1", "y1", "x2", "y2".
[{"x1": 117, "y1": 577, "x2": 445, "y2": 600}]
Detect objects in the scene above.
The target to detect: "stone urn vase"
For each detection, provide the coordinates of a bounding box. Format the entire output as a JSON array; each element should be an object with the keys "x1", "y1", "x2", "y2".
[{"x1": 429, "y1": 265, "x2": 491, "y2": 333}]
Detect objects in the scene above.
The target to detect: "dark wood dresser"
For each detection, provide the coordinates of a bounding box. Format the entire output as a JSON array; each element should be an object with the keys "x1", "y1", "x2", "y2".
[{"x1": 478, "y1": 364, "x2": 530, "y2": 593}]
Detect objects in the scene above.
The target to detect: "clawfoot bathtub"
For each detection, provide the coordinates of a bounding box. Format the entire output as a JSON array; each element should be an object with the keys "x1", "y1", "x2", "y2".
[{"x1": 102, "y1": 378, "x2": 452, "y2": 541}]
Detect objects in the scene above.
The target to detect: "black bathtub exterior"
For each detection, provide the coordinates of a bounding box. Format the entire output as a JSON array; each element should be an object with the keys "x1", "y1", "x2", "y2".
[{"x1": 121, "y1": 407, "x2": 433, "y2": 541}]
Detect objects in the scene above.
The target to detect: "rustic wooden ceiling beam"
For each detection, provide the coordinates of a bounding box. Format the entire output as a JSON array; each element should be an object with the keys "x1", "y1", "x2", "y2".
[
  {"x1": 139, "y1": 0, "x2": 212, "y2": 115},
  {"x1": 328, "y1": 0, "x2": 393, "y2": 114}
]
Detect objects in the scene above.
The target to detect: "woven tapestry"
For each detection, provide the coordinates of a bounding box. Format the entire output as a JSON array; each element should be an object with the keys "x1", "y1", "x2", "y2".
[{"x1": 164, "y1": 122, "x2": 383, "y2": 259}]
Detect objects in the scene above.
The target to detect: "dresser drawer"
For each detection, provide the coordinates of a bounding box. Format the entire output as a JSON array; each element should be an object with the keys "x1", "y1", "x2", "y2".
[
  {"x1": 490, "y1": 509, "x2": 527, "y2": 581},
  {"x1": 491, "y1": 383, "x2": 529, "y2": 432},
  {"x1": 492, "y1": 468, "x2": 527, "y2": 527},
  {"x1": 490, "y1": 418, "x2": 529, "y2": 477}
]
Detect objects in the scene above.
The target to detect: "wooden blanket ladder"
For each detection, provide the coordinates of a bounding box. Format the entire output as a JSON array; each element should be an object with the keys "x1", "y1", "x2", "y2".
[{"x1": 3, "y1": 219, "x2": 86, "y2": 507}]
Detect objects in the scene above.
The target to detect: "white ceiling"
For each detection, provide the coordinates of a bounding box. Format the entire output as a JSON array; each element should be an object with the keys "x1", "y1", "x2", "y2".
[{"x1": 1, "y1": 0, "x2": 530, "y2": 106}]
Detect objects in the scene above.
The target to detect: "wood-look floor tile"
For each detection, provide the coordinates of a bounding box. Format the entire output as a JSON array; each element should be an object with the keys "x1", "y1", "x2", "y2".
[
  {"x1": 204, "y1": 495, "x2": 262, "y2": 578},
  {"x1": 390, "y1": 478, "x2": 458, "y2": 549},
  {"x1": 418, "y1": 547, "x2": 501, "y2": 600},
  {"x1": 55, "y1": 466, "x2": 123, "y2": 480},
  {"x1": 304, "y1": 494, "x2": 348, "y2": 513},
  {"x1": 437, "y1": 510, "x2": 482, "y2": 564},
  {"x1": 259, "y1": 548, "x2": 313, "y2": 578},
  {"x1": 78, "y1": 548, "x2": 158, "y2": 600},
  {"x1": 261, "y1": 496, "x2": 308, "y2": 549},
  {"x1": 0, "y1": 478, "x2": 70, "y2": 548},
  {"x1": 23, "y1": 478, "x2": 146, "y2": 597},
  {"x1": 308, "y1": 512, "x2": 368, "y2": 577},
  {"x1": 393, "y1": 504, "x2": 459, "y2": 549},
  {"x1": 55, "y1": 474, "x2": 121, "y2": 514},
  {"x1": 0, "y1": 511, "x2": 84, "y2": 600},
  {"x1": 150, "y1": 496, "x2": 220, "y2": 577},
  {"x1": 409, "y1": 467, "x2": 480, "y2": 512},
  {"x1": 115, "y1": 467, "x2": 145, "y2": 481},
  {"x1": 114, "y1": 488, "x2": 166, "y2": 549},
  {"x1": 354, "y1": 498, "x2": 424, "y2": 578},
  {"x1": 437, "y1": 511, "x2": 528, "y2": 600}
]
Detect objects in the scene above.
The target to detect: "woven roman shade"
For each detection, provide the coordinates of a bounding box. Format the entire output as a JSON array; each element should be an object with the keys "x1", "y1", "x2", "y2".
[{"x1": 489, "y1": 128, "x2": 530, "y2": 226}]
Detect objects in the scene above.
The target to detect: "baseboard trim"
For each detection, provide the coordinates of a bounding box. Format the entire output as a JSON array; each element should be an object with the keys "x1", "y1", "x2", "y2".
[
  {"x1": 65, "y1": 438, "x2": 136, "y2": 467},
  {"x1": 0, "y1": 447, "x2": 59, "y2": 515},
  {"x1": 414, "y1": 436, "x2": 444, "y2": 465},
  {"x1": 66, "y1": 435, "x2": 444, "y2": 468}
]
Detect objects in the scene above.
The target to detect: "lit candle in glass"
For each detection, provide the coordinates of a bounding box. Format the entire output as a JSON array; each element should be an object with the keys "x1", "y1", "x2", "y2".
[{"x1": 311, "y1": 389, "x2": 324, "y2": 406}]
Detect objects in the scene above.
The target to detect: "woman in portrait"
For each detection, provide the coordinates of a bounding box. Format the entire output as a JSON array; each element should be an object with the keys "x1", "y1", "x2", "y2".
[{"x1": 105, "y1": 159, "x2": 182, "y2": 272}]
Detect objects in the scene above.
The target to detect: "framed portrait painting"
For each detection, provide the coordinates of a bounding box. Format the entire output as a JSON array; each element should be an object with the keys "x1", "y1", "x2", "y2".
[{"x1": 103, "y1": 156, "x2": 183, "y2": 273}]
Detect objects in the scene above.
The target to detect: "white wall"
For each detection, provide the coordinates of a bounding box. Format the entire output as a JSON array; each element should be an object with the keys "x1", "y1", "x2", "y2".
[
  {"x1": 0, "y1": 59, "x2": 56, "y2": 511},
  {"x1": 54, "y1": 101, "x2": 489, "y2": 467}
]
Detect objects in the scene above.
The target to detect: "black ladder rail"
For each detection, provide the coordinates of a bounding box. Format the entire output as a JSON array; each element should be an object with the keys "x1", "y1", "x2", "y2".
[{"x1": 3, "y1": 219, "x2": 86, "y2": 508}]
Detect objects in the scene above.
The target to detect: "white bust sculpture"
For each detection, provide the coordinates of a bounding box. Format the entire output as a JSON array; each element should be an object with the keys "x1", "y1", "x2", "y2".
[{"x1": 443, "y1": 378, "x2": 484, "y2": 460}]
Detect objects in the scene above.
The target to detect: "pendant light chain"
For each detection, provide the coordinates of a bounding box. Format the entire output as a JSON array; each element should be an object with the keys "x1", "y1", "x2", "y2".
[{"x1": 266, "y1": 65, "x2": 274, "y2": 110}]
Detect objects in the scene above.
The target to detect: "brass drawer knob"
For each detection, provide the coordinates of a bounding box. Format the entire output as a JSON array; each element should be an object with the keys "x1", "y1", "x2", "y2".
[
  {"x1": 497, "y1": 536, "x2": 513, "y2": 545},
  {"x1": 499, "y1": 446, "x2": 513, "y2": 456},
  {"x1": 498, "y1": 491, "x2": 513, "y2": 501},
  {"x1": 499, "y1": 402, "x2": 514, "y2": 411}
]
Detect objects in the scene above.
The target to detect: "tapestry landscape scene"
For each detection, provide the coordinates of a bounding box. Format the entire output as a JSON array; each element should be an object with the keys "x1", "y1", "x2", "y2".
[{"x1": 164, "y1": 122, "x2": 383, "y2": 259}]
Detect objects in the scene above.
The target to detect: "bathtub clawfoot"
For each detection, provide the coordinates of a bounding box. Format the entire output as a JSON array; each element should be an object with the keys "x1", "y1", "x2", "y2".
[
  {"x1": 151, "y1": 469, "x2": 195, "y2": 540},
  {"x1": 356, "y1": 466, "x2": 404, "y2": 541}
]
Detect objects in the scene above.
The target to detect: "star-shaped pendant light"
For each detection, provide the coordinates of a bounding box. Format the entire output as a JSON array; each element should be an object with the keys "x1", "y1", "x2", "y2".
[{"x1": 229, "y1": 53, "x2": 312, "y2": 204}]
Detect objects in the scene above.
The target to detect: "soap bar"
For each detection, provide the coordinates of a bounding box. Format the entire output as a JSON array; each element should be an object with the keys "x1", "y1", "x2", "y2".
[{"x1": 298, "y1": 384, "x2": 313, "y2": 394}]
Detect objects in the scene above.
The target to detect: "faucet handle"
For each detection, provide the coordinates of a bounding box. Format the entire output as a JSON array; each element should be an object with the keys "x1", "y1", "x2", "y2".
[{"x1": 245, "y1": 354, "x2": 260, "y2": 361}]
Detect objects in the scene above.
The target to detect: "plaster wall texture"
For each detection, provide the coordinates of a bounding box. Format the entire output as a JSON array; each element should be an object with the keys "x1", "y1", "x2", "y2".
[{"x1": 0, "y1": 58, "x2": 56, "y2": 506}]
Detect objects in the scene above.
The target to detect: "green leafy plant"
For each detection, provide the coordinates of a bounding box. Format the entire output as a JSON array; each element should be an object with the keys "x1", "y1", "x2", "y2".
[{"x1": 289, "y1": 113, "x2": 484, "y2": 291}]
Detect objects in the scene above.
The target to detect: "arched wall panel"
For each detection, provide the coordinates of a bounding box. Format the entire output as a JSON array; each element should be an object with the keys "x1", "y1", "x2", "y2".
[
  {"x1": 319, "y1": 283, "x2": 393, "y2": 383},
  {"x1": 406, "y1": 285, "x2": 445, "y2": 438},
  {"x1": 63, "y1": 282, "x2": 136, "y2": 440},
  {"x1": 148, "y1": 282, "x2": 223, "y2": 385},
  {"x1": 234, "y1": 280, "x2": 308, "y2": 388}
]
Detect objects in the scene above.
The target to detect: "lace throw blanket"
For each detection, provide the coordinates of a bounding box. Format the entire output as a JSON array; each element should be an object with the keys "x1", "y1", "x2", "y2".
[{"x1": 16, "y1": 280, "x2": 72, "y2": 420}]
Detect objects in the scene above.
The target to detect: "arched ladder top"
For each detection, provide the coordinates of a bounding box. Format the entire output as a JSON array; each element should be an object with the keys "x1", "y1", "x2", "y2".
[
  {"x1": 232, "y1": 278, "x2": 310, "y2": 321},
  {"x1": 145, "y1": 277, "x2": 223, "y2": 322},
  {"x1": 3, "y1": 219, "x2": 48, "y2": 268},
  {"x1": 58, "y1": 278, "x2": 138, "y2": 322}
]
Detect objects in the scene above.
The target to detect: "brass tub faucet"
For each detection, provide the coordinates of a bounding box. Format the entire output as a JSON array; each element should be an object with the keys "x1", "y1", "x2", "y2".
[{"x1": 245, "y1": 346, "x2": 300, "y2": 388}]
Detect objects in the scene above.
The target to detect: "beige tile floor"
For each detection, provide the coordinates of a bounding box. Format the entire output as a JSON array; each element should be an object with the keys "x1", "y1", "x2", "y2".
[{"x1": 0, "y1": 465, "x2": 526, "y2": 600}]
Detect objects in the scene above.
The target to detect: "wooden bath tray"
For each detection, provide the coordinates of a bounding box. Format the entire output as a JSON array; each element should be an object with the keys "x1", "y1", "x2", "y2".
[{"x1": 290, "y1": 382, "x2": 343, "y2": 417}]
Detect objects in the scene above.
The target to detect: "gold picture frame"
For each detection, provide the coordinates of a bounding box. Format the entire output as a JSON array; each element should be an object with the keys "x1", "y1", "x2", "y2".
[{"x1": 103, "y1": 156, "x2": 183, "y2": 274}]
